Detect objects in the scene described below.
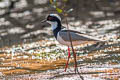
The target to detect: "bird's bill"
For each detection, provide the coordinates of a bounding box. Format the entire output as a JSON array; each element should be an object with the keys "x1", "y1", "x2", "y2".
[{"x1": 41, "y1": 19, "x2": 47, "y2": 23}]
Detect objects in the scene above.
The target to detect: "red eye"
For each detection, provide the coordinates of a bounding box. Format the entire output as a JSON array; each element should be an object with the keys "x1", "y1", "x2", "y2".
[{"x1": 48, "y1": 17, "x2": 53, "y2": 20}]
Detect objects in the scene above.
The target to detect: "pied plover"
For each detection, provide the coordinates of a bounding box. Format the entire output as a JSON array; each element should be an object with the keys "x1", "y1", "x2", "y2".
[{"x1": 42, "y1": 14, "x2": 105, "y2": 72}]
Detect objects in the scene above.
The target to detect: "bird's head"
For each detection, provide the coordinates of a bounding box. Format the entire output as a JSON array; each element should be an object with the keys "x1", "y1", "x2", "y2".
[
  {"x1": 42, "y1": 14, "x2": 61, "y2": 25},
  {"x1": 41, "y1": 14, "x2": 62, "y2": 30}
]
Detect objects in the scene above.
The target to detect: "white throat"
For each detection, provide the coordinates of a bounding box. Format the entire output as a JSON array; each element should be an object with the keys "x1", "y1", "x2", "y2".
[{"x1": 47, "y1": 21, "x2": 58, "y2": 30}]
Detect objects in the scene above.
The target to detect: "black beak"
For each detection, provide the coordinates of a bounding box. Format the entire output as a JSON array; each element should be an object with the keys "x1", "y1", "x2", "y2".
[{"x1": 41, "y1": 19, "x2": 47, "y2": 23}]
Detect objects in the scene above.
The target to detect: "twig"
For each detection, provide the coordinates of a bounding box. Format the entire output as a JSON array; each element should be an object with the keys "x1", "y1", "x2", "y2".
[
  {"x1": 66, "y1": 18, "x2": 77, "y2": 72},
  {"x1": 64, "y1": 14, "x2": 84, "y2": 80},
  {"x1": 61, "y1": 1, "x2": 78, "y2": 73}
]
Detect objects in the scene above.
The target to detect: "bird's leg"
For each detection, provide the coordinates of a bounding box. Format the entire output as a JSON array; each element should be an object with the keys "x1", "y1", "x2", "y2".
[
  {"x1": 73, "y1": 48, "x2": 77, "y2": 73},
  {"x1": 64, "y1": 46, "x2": 71, "y2": 72}
]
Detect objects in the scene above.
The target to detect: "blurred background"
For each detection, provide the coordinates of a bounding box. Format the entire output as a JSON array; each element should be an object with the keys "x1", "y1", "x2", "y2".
[
  {"x1": 0, "y1": 0, "x2": 120, "y2": 47},
  {"x1": 0, "y1": 0, "x2": 120, "y2": 79}
]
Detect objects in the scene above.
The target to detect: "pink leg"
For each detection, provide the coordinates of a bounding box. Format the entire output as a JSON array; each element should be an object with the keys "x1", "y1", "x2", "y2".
[
  {"x1": 73, "y1": 49, "x2": 77, "y2": 73},
  {"x1": 64, "y1": 46, "x2": 71, "y2": 72}
]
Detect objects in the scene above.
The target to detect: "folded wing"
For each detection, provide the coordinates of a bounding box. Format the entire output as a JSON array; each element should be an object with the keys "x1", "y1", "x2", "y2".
[{"x1": 59, "y1": 30, "x2": 104, "y2": 42}]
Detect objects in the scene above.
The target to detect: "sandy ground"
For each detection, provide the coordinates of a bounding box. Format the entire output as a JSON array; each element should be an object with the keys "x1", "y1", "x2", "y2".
[{"x1": 0, "y1": 0, "x2": 120, "y2": 80}]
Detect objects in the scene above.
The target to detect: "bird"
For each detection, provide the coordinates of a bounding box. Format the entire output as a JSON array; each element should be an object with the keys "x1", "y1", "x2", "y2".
[{"x1": 42, "y1": 13, "x2": 105, "y2": 72}]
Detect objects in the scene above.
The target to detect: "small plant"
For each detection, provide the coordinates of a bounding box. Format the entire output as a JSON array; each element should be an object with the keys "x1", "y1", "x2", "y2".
[
  {"x1": 49, "y1": 0, "x2": 79, "y2": 73},
  {"x1": 49, "y1": 0, "x2": 73, "y2": 15}
]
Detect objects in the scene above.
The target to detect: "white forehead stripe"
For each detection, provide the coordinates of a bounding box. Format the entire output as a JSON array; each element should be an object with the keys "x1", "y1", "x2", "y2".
[{"x1": 49, "y1": 14, "x2": 61, "y2": 21}]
